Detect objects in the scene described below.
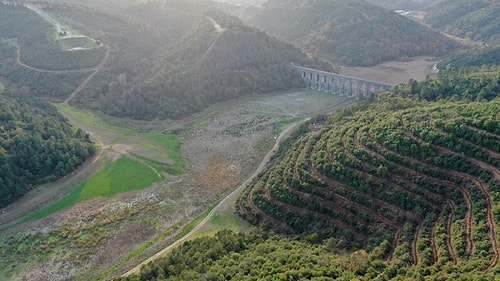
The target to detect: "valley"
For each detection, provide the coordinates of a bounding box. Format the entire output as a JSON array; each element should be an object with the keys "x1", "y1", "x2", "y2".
[{"x1": 0, "y1": 0, "x2": 499, "y2": 280}]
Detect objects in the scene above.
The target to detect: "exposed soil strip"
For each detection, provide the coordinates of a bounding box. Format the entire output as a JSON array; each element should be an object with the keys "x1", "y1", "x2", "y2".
[
  {"x1": 430, "y1": 217, "x2": 439, "y2": 264},
  {"x1": 446, "y1": 200, "x2": 458, "y2": 265},
  {"x1": 317, "y1": 137, "x2": 420, "y2": 220},
  {"x1": 412, "y1": 128, "x2": 498, "y2": 266},
  {"x1": 291, "y1": 137, "x2": 401, "y2": 228},
  {"x1": 65, "y1": 45, "x2": 110, "y2": 104},
  {"x1": 263, "y1": 176, "x2": 367, "y2": 241},
  {"x1": 412, "y1": 223, "x2": 422, "y2": 265},
  {"x1": 353, "y1": 128, "x2": 446, "y2": 203},
  {"x1": 366, "y1": 132, "x2": 475, "y2": 256},
  {"x1": 388, "y1": 227, "x2": 402, "y2": 261}
]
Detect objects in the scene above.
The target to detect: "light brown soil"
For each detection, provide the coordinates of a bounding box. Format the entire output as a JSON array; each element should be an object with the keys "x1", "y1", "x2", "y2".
[{"x1": 340, "y1": 57, "x2": 437, "y2": 85}]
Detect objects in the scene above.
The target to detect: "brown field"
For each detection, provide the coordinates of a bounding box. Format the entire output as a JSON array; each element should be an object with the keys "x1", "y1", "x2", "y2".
[{"x1": 340, "y1": 56, "x2": 437, "y2": 85}]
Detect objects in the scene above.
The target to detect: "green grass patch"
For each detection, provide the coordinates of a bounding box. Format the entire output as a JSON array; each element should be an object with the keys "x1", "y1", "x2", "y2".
[
  {"x1": 146, "y1": 133, "x2": 185, "y2": 174},
  {"x1": 56, "y1": 103, "x2": 185, "y2": 172},
  {"x1": 56, "y1": 36, "x2": 98, "y2": 51},
  {"x1": 23, "y1": 156, "x2": 162, "y2": 222},
  {"x1": 273, "y1": 117, "x2": 302, "y2": 135},
  {"x1": 195, "y1": 213, "x2": 253, "y2": 238},
  {"x1": 21, "y1": 105, "x2": 186, "y2": 223},
  {"x1": 55, "y1": 104, "x2": 137, "y2": 136},
  {"x1": 176, "y1": 208, "x2": 213, "y2": 239}
]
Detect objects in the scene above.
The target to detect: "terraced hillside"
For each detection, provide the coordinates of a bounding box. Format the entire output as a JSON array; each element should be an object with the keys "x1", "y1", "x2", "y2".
[{"x1": 239, "y1": 79, "x2": 500, "y2": 271}]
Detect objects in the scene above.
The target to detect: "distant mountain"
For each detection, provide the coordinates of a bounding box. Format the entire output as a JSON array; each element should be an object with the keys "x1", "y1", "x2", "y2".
[
  {"x1": 2, "y1": 1, "x2": 328, "y2": 120},
  {"x1": 92, "y1": 8, "x2": 329, "y2": 120},
  {"x1": 438, "y1": 46, "x2": 500, "y2": 69},
  {"x1": 213, "y1": 0, "x2": 267, "y2": 6},
  {"x1": 365, "y1": 0, "x2": 440, "y2": 10},
  {"x1": 424, "y1": 0, "x2": 500, "y2": 45},
  {"x1": 243, "y1": 0, "x2": 457, "y2": 66}
]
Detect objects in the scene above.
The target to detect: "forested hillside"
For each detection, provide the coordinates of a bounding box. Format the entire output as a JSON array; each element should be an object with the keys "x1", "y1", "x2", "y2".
[
  {"x1": 96, "y1": 9, "x2": 328, "y2": 119},
  {"x1": 0, "y1": 93, "x2": 95, "y2": 208},
  {"x1": 438, "y1": 46, "x2": 500, "y2": 69},
  {"x1": 7, "y1": 0, "x2": 326, "y2": 120},
  {"x1": 0, "y1": 3, "x2": 106, "y2": 71},
  {"x1": 243, "y1": 0, "x2": 457, "y2": 66},
  {"x1": 116, "y1": 67, "x2": 500, "y2": 280},
  {"x1": 0, "y1": 3, "x2": 104, "y2": 100},
  {"x1": 365, "y1": 0, "x2": 439, "y2": 10},
  {"x1": 424, "y1": 0, "x2": 500, "y2": 45},
  {"x1": 117, "y1": 229, "x2": 498, "y2": 281}
]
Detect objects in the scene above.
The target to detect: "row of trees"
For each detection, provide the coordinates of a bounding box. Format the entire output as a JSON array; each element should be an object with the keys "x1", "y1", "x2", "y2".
[
  {"x1": 117, "y1": 229, "x2": 499, "y2": 281},
  {"x1": 238, "y1": 67, "x2": 499, "y2": 273},
  {"x1": 395, "y1": 65, "x2": 500, "y2": 102},
  {"x1": 0, "y1": 93, "x2": 95, "y2": 208}
]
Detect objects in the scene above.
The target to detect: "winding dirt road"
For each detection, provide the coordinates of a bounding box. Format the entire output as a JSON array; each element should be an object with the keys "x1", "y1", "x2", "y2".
[{"x1": 121, "y1": 119, "x2": 307, "y2": 277}]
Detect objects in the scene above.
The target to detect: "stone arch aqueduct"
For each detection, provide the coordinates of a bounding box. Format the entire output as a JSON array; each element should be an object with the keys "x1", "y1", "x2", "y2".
[{"x1": 294, "y1": 65, "x2": 394, "y2": 97}]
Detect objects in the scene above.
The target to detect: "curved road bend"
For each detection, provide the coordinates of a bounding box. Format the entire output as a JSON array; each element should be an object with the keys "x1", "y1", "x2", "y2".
[
  {"x1": 121, "y1": 119, "x2": 308, "y2": 277},
  {"x1": 0, "y1": 43, "x2": 109, "y2": 227}
]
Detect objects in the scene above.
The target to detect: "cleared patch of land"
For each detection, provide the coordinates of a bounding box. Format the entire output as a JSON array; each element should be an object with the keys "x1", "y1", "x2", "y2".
[
  {"x1": 27, "y1": 4, "x2": 99, "y2": 51},
  {"x1": 57, "y1": 36, "x2": 99, "y2": 51},
  {"x1": 341, "y1": 57, "x2": 437, "y2": 85}
]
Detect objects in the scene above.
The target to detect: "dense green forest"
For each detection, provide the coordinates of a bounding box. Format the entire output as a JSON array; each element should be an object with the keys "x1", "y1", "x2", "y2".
[
  {"x1": 117, "y1": 230, "x2": 499, "y2": 281},
  {"x1": 115, "y1": 67, "x2": 499, "y2": 280},
  {"x1": 0, "y1": 93, "x2": 95, "y2": 208},
  {"x1": 365, "y1": 0, "x2": 439, "y2": 10},
  {"x1": 242, "y1": 0, "x2": 457, "y2": 66},
  {"x1": 424, "y1": 0, "x2": 500, "y2": 46}
]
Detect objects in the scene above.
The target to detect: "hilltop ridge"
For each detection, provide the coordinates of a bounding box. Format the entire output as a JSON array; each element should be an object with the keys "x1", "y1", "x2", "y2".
[{"x1": 241, "y1": 0, "x2": 457, "y2": 66}]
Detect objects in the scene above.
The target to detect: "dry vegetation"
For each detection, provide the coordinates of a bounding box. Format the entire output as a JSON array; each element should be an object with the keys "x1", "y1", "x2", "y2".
[{"x1": 0, "y1": 58, "x2": 435, "y2": 280}]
